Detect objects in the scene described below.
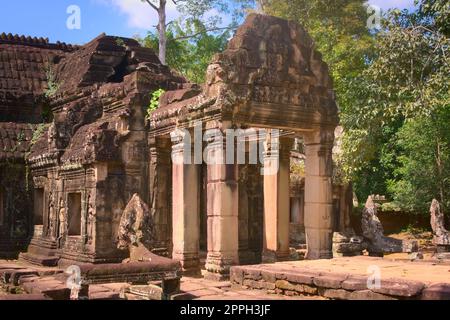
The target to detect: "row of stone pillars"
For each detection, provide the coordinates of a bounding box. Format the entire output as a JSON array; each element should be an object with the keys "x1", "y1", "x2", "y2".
[{"x1": 152, "y1": 127, "x2": 334, "y2": 279}]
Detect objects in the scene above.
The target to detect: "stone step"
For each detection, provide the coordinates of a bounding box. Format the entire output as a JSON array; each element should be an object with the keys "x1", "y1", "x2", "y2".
[
  {"x1": 0, "y1": 268, "x2": 39, "y2": 285},
  {"x1": 230, "y1": 263, "x2": 450, "y2": 300},
  {"x1": 21, "y1": 278, "x2": 71, "y2": 300},
  {"x1": 18, "y1": 252, "x2": 60, "y2": 267}
]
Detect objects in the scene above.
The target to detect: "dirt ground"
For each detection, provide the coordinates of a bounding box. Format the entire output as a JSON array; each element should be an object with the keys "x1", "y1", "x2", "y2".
[{"x1": 387, "y1": 229, "x2": 437, "y2": 260}]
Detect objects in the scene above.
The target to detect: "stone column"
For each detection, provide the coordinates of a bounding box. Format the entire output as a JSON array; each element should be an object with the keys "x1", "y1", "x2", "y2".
[
  {"x1": 238, "y1": 164, "x2": 253, "y2": 264},
  {"x1": 149, "y1": 137, "x2": 172, "y2": 254},
  {"x1": 289, "y1": 181, "x2": 306, "y2": 246},
  {"x1": 262, "y1": 134, "x2": 292, "y2": 262},
  {"x1": 247, "y1": 164, "x2": 264, "y2": 263},
  {"x1": 304, "y1": 129, "x2": 335, "y2": 259},
  {"x1": 205, "y1": 133, "x2": 239, "y2": 280},
  {"x1": 171, "y1": 131, "x2": 200, "y2": 274}
]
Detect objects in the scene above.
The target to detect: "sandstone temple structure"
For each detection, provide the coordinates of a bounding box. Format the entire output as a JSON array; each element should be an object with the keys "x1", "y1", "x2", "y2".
[{"x1": 0, "y1": 14, "x2": 351, "y2": 280}]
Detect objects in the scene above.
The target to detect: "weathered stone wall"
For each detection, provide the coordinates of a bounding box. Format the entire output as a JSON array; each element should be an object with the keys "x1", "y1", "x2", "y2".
[
  {"x1": 0, "y1": 163, "x2": 33, "y2": 258},
  {"x1": 230, "y1": 264, "x2": 446, "y2": 300}
]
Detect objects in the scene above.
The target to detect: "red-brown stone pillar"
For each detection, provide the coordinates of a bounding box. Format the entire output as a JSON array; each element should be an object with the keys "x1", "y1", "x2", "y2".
[
  {"x1": 262, "y1": 134, "x2": 292, "y2": 262},
  {"x1": 205, "y1": 133, "x2": 239, "y2": 280},
  {"x1": 304, "y1": 129, "x2": 335, "y2": 259},
  {"x1": 171, "y1": 131, "x2": 200, "y2": 275},
  {"x1": 149, "y1": 137, "x2": 172, "y2": 255}
]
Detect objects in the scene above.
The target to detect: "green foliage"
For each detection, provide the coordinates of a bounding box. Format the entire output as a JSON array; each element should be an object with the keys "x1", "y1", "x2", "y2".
[
  {"x1": 44, "y1": 63, "x2": 60, "y2": 98},
  {"x1": 416, "y1": 0, "x2": 450, "y2": 36},
  {"x1": 146, "y1": 89, "x2": 165, "y2": 120},
  {"x1": 264, "y1": 0, "x2": 376, "y2": 183},
  {"x1": 290, "y1": 161, "x2": 305, "y2": 183},
  {"x1": 30, "y1": 123, "x2": 48, "y2": 147},
  {"x1": 387, "y1": 107, "x2": 450, "y2": 213},
  {"x1": 40, "y1": 104, "x2": 52, "y2": 122},
  {"x1": 115, "y1": 37, "x2": 125, "y2": 47},
  {"x1": 264, "y1": 1, "x2": 449, "y2": 214},
  {"x1": 16, "y1": 131, "x2": 25, "y2": 143},
  {"x1": 138, "y1": 19, "x2": 230, "y2": 83},
  {"x1": 342, "y1": 7, "x2": 449, "y2": 213}
]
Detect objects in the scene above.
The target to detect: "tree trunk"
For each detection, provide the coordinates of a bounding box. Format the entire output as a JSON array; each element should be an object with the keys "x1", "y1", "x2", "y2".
[
  {"x1": 158, "y1": 0, "x2": 167, "y2": 65},
  {"x1": 436, "y1": 139, "x2": 445, "y2": 208}
]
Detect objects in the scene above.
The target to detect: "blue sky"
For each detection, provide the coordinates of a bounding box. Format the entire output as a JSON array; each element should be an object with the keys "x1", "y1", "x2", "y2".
[{"x1": 0, "y1": 0, "x2": 417, "y2": 45}]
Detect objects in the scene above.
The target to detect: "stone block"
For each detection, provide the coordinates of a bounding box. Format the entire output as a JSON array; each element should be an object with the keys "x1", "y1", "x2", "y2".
[
  {"x1": 372, "y1": 279, "x2": 425, "y2": 298},
  {"x1": 261, "y1": 270, "x2": 276, "y2": 283},
  {"x1": 294, "y1": 284, "x2": 318, "y2": 295},
  {"x1": 261, "y1": 282, "x2": 276, "y2": 290},
  {"x1": 348, "y1": 290, "x2": 397, "y2": 300},
  {"x1": 284, "y1": 271, "x2": 318, "y2": 285},
  {"x1": 284, "y1": 290, "x2": 298, "y2": 296},
  {"x1": 275, "y1": 280, "x2": 295, "y2": 291},
  {"x1": 421, "y1": 283, "x2": 450, "y2": 300},
  {"x1": 229, "y1": 267, "x2": 244, "y2": 284},
  {"x1": 320, "y1": 288, "x2": 350, "y2": 300},
  {"x1": 342, "y1": 275, "x2": 369, "y2": 291},
  {"x1": 313, "y1": 274, "x2": 348, "y2": 289},
  {"x1": 244, "y1": 268, "x2": 262, "y2": 280}
]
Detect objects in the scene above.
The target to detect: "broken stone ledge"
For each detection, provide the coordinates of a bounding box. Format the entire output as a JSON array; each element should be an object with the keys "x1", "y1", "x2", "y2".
[{"x1": 230, "y1": 265, "x2": 450, "y2": 300}]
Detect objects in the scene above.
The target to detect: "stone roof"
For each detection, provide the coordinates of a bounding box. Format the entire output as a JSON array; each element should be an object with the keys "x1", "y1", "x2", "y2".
[
  {"x1": 54, "y1": 34, "x2": 135, "y2": 93},
  {"x1": 53, "y1": 34, "x2": 184, "y2": 96},
  {"x1": 150, "y1": 14, "x2": 339, "y2": 135},
  {"x1": 0, "y1": 122, "x2": 37, "y2": 161},
  {"x1": 0, "y1": 32, "x2": 187, "y2": 166},
  {"x1": 0, "y1": 33, "x2": 76, "y2": 123}
]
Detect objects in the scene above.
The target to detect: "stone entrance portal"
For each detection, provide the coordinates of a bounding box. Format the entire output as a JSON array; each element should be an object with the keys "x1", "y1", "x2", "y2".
[{"x1": 149, "y1": 14, "x2": 339, "y2": 280}]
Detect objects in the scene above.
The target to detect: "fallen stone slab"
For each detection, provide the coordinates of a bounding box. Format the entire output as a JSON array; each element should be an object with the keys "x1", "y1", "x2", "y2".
[
  {"x1": 18, "y1": 274, "x2": 40, "y2": 286},
  {"x1": 342, "y1": 275, "x2": 370, "y2": 291},
  {"x1": 284, "y1": 271, "x2": 322, "y2": 285},
  {"x1": 372, "y1": 279, "x2": 425, "y2": 298},
  {"x1": 0, "y1": 294, "x2": 51, "y2": 300},
  {"x1": 76, "y1": 257, "x2": 181, "y2": 286},
  {"x1": 313, "y1": 274, "x2": 348, "y2": 289},
  {"x1": 348, "y1": 290, "x2": 397, "y2": 300},
  {"x1": 1, "y1": 269, "x2": 39, "y2": 285},
  {"x1": 421, "y1": 283, "x2": 450, "y2": 300},
  {"x1": 21, "y1": 279, "x2": 71, "y2": 300}
]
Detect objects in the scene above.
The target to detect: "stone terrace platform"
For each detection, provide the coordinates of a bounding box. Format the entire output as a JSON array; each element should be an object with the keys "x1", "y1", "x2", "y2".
[{"x1": 230, "y1": 256, "x2": 450, "y2": 300}]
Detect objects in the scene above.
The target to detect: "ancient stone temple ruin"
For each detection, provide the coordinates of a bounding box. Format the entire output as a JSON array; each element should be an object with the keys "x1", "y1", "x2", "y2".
[{"x1": 1, "y1": 14, "x2": 352, "y2": 280}]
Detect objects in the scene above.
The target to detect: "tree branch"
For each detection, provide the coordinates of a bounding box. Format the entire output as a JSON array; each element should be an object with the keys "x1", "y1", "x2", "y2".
[
  {"x1": 171, "y1": 0, "x2": 187, "y2": 5},
  {"x1": 171, "y1": 26, "x2": 235, "y2": 41},
  {"x1": 144, "y1": 0, "x2": 159, "y2": 12}
]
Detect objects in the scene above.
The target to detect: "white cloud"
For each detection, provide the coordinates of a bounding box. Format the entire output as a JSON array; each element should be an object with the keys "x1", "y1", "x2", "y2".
[
  {"x1": 367, "y1": 0, "x2": 416, "y2": 10},
  {"x1": 95, "y1": 0, "x2": 180, "y2": 30}
]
